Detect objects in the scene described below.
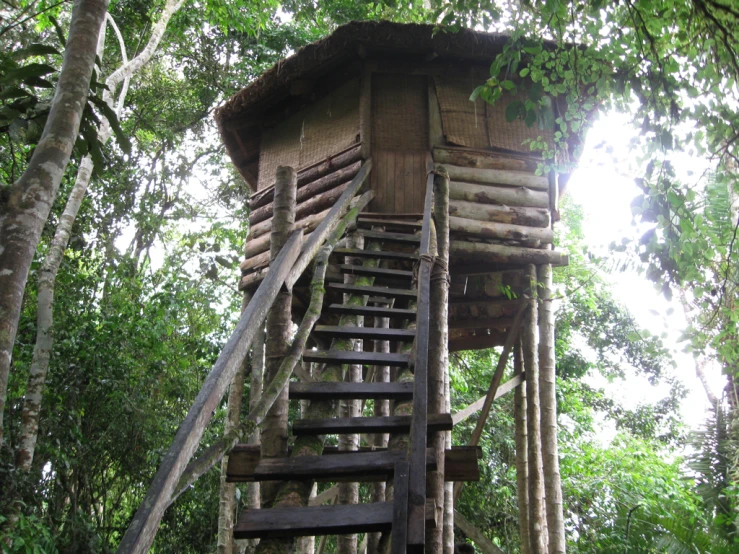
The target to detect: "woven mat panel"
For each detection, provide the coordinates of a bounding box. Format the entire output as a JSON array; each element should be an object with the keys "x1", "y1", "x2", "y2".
[
  {"x1": 371, "y1": 73, "x2": 429, "y2": 152},
  {"x1": 257, "y1": 79, "x2": 360, "y2": 190},
  {"x1": 487, "y1": 89, "x2": 554, "y2": 153},
  {"x1": 298, "y1": 79, "x2": 360, "y2": 168},
  {"x1": 434, "y1": 74, "x2": 489, "y2": 149},
  {"x1": 258, "y1": 116, "x2": 301, "y2": 190}
]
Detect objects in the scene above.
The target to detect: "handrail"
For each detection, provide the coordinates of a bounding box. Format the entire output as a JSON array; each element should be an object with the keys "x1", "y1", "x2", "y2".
[
  {"x1": 117, "y1": 230, "x2": 304, "y2": 554},
  {"x1": 406, "y1": 155, "x2": 436, "y2": 550},
  {"x1": 285, "y1": 159, "x2": 373, "y2": 289}
]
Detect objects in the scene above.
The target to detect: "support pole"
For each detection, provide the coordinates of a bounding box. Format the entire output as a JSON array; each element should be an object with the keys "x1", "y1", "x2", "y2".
[
  {"x1": 261, "y1": 166, "x2": 297, "y2": 507},
  {"x1": 538, "y1": 263, "x2": 565, "y2": 553},
  {"x1": 428, "y1": 167, "x2": 450, "y2": 554},
  {"x1": 523, "y1": 265, "x2": 547, "y2": 554},
  {"x1": 514, "y1": 341, "x2": 531, "y2": 554}
]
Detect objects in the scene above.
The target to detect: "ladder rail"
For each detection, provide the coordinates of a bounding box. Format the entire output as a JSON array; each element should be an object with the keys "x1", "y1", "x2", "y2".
[{"x1": 406, "y1": 155, "x2": 436, "y2": 550}]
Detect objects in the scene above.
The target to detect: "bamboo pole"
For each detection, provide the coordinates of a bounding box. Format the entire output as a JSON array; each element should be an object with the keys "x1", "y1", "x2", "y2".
[
  {"x1": 538, "y1": 263, "x2": 565, "y2": 553},
  {"x1": 260, "y1": 166, "x2": 297, "y2": 507},
  {"x1": 514, "y1": 342, "x2": 531, "y2": 554},
  {"x1": 448, "y1": 200, "x2": 550, "y2": 228},
  {"x1": 449, "y1": 181, "x2": 549, "y2": 208},
  {"x1": 523, "y1": 265, "x2": 547, "y2": 554}
]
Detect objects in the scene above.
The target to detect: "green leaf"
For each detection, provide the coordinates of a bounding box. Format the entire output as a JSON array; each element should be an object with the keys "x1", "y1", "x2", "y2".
[
  {"x1": 469, "y1": 85, "x2": 484, "y2": 102},
  {"x1": 12, "y1": 44, "x2": 62, "y2": 60},
  {"x1": 520, "y1": 67, "x2": 530, "y2": 78},
  {"x1": 1, "y1": 63, "x2": 56, "y2": 85},
  {"x1": 48, "y1": 16, "x2": 67, "y2": 47},
  {"x1": 89, "y1": 96, "x2": 131, "y2": 153},
  {"x1": 0, "y1": 86, "x2": 31, "y2": 100},
  {"x1": 505, "y1": 100, "x2": 524, "y2": 122}
]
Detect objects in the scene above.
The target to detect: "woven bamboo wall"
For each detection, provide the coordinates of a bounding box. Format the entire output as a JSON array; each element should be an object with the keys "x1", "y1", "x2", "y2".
[
  {"x1": 257, "y1": 79, "x2": 361, "y2": 190},
  {"x1": 434, "y1": 71, "x2": 554, "y2": 153}
]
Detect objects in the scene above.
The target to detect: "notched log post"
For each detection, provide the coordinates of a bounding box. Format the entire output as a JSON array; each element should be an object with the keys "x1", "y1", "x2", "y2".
[
  {"x1": 261, "y1": 166, "x2": 297, "y2": 508},
  {"x1": 428, "y1": 166, "x2": 450, "y2": 554}
]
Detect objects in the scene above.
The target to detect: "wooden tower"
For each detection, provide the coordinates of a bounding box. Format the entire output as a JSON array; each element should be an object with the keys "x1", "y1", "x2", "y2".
[{"x1": 116, "y1": 20, "x2": 577, "y2": 554}]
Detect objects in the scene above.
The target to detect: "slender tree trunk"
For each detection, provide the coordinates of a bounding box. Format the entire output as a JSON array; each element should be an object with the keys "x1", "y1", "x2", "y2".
[
  {"x1": 524, "y1": 264, "x2": 547, "y2": 554},
  {"x1": 339, "y1": 232, "x2": 363, "y2": 554},
  {"x1": 514, "y1": 341, "x2": 531, "y2": 554},
  {"x1": 260, "y1": 167, "x2": 296, "y2": 507},
  {"x1": 14, "y1": 0, "x2": 186, "y2": 466},
  {"x1": 0, "y1": 0, "x2": 109, "y2": 443},
  {"x1": 538, "y1": 264, "x2": 565, "y2": 553},
  {"x1": 428, "y1": 169, "x2": 450, "y2": 554}
]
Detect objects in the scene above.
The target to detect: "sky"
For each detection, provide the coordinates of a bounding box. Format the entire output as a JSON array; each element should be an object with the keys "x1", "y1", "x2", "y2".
[{"x1": 565, "y1": 110, "x2": 723, "y2": 431}]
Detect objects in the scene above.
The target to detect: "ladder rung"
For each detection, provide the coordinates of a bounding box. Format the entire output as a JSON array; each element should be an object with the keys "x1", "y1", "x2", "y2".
[
  {"x1": 233, "y1": 500, "x2": 437, "y2": 539},
  {"x1": 302, "y1": 350, "x2": 410, "y2": 367},
  {"x1": 332, "y1": 248, "x2": 418, "y2": 261},
  {"x1": 313, "y1": 325, "x2": 415, "y2": 342},
  {"x1": 325, "y1": 304, "x2": 416, "y2": 319},
  {"x1": 289, "y1": 381, "x2": 414, "y2": 400},
  {"x1": 328, "y1": 282, "x2": 417, "y2": 299},
  {"x1": 362, "y1": 230, "x2": 421, "y2": 244},
  {"x1": 337, "y1": 264, "x2": 414, "y2": 280},
  {"x1": 292, "y1": 414, "x2": 454, "y2": 436},
  {"x1": 357, "y1": 218, "x2": 422, "y2": 231}
]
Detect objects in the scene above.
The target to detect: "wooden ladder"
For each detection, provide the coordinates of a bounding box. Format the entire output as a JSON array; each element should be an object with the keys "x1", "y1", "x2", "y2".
[{"x1": 227, "y1": 204, "x2": 479, "y2": 551}]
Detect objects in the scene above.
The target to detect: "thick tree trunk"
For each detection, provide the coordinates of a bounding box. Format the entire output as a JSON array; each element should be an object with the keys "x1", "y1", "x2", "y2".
[
  {"x1": 260, "y1": 166, "x2": 296, "y2": 508},
  {"x1": 523, "y1": 265, "x2": 547, "y2": 554},
  {"x1": 14, "y1": 0, "x2": 186, "y2": 467},
  {"x1": 538, "y1": 264, "x2": 565, "y2": 553},
  {"x1": 0, "y1": 0, "x2": 109, "y2": 443},
  {"x1": 514, "y1": 342, "x2": 531, "y2": 554},
  {"x1": 339, "y1": 231, "x2": 364, "y2": 554},
  {"x1": 428, "y1": 169, "x2": 450, "y2": 554}
]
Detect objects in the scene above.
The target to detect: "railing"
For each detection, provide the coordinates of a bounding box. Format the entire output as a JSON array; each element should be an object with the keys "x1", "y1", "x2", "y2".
[
  {"x1": 117, "y1": 159, "x2": 373, "y2": 554},
  {"x1": 400, "y1": 154, "x2": 436, "y2": 553}
]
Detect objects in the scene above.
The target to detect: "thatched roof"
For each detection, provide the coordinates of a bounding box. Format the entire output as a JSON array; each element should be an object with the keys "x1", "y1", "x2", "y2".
[{"x1": 216, "y1": 20, "x2": 515, "y2": 127}]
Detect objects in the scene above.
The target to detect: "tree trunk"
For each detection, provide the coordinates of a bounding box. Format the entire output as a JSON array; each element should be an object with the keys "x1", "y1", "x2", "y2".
[
  {"x1": 339, "y1": 231, "x2": 364, "y2": 554},
  {"x1": 13, "y1": 0, "x2": 186, "y2": 467},
  {"x1": 449, "y1": 216, "x2": 553, "y2": 244},
  {"x1": 448, "y1": 200, "x2": 550, "y2": 227},
  {"x1": 428, "y1": 169, "x2": 450, "y2": 554},
  {"x1": 444, "y1": 165, "x2": 549, "y2": 191},
  {"x1": 260, "y1": 166, "x2": 296, "y2": 508},
  {"x1": 0, "y1": 0, "x2": 109, "y2": 443},
  {"x1": 449, "y1": 181, "x2": 549, "y2": 208},
  {"x1": 514, "y1": 342, "x2": 531, "y2": 554},
  {"x1": 538, "y1": 264, "x2": 565, "y2": 553},
  {"x1": 453, "y1": 510, "x2": 506, "y2": 554},
  {"x1": 449, "y1": 240, "x2": 568, "y2": 266},
  {"x1": 523, "y1": 265, "x2": 547, "y2": 554},
  {"x1": 243, "y1": 324, "x2": 265, "y2": 554}
]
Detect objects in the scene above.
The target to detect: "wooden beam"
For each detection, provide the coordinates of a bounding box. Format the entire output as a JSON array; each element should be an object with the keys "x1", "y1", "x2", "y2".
[
  {"x1": 449, "y1": 216, "x2": 553, "y2": 244},
  {"x1": 449, "y1": 181, "x2": 549, "y2": 209},
  {"x1": 115, "y1": 230, "x2": 304, "y2": 554},
  {"x1": 391, "y1": 461, "x2": 410, "y2": 554},
  {"x1": 452, "y1": 373, "x2": 526, "y2": 425},
  {"x1": 445, "y1": 165, "x2": 548, "y2": 191},
  {"x1": 450, "y1": 240, "x2": 569, "y2": 267},
  {"x1": 449, "y1": 200, "x2": 551, "y2": 228},
  {"x1": 433, "y1": 146, "x2": 537, "y2": 172}
]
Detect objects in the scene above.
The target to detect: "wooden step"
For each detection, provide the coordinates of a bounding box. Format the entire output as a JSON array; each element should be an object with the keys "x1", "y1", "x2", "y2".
[
  {"x1": 361, "y1": 230, "x2": 421, "y2": 244},
  {"x1": 289, "y1": 381, "x2": 414, "y2": 400},
  {"x1": 325, "y1": 303, "x2": 416, "y2": 319},
  {"x1": 293, "y1": 414, "x2": 454, "y2": 436},
  {"x1": 357, "y1": 218, "x2": 422, "y2": 231},
  {"x1": 233, "y1": 500, "x2": 436, "y2": 539},
  {"x1": 302, "y1": 350, "x2": 410, "y2": 367},
  {"x1": 312, "y1": 325, "x2": 415, "y2": 342},
  {"x1": 227, "y1": 445, "x2": 481, "y2": 483},
  {"x1": 227, "y1": 449, "x2": 436, "y2": 483},
  {"x1": 332, "y1": 248, "x2": 418, "y2": 261},
  {"x1": 328, "y1": 282, "x2": 417, "y2": 300},
  {"x1": 359, "y1": 212, "x2": 424, "y2": 220},
  {"x1": 337, "y1": 264, "x2": 414, "y2": 280}
]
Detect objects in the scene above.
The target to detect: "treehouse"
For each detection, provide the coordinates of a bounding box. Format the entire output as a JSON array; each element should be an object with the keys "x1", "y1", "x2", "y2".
[
  {"x1": 116, "y1": 20, "x2": 581, "y2": 554},
  {"x1": 218, "y1": 21, "x2": 570, "y2": 352}
]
